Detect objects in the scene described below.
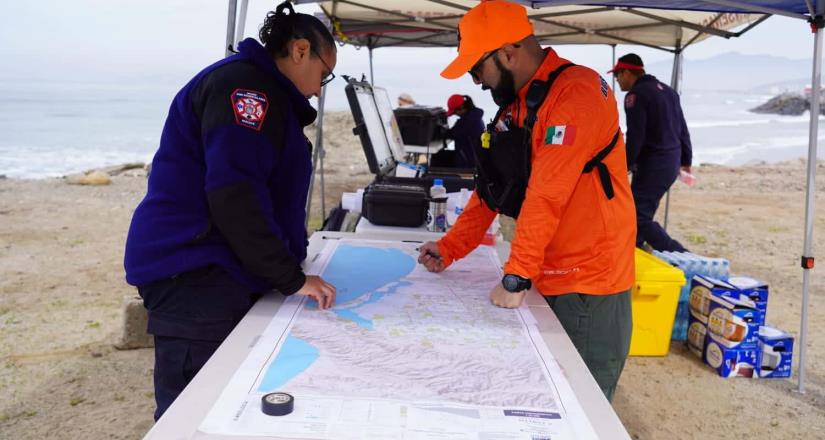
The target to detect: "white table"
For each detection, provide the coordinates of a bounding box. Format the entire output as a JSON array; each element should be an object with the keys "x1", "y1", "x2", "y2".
[{"x1": 143, "y1": 231, "x2": 630, "y2": 440}]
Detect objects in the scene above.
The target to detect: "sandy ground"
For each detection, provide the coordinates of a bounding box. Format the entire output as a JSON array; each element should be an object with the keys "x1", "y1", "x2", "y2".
[{"x1": 1, "y1": 111, "x2": 824, "y2": 439}]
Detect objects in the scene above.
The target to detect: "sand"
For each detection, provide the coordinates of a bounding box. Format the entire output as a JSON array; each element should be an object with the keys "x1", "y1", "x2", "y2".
[{"x1": 1, "y1": 111, "x2": 823, "y2": 439}]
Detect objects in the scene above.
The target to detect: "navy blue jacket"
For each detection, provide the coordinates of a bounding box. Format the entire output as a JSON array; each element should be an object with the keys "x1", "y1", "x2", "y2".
[
  {"x1": 124, "y1": 38, "x2": 314, "y2": 295},
  {"x1": 446, "y1": 107, "x2": 484, "y2": 168},
  {"x1": 624, "y1": 75, "x2": 692, "y2": 171}
]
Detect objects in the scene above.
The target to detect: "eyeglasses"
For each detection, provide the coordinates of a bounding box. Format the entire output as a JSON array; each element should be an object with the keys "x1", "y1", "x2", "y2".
[
  {"x1": 468, "y1": 49, "x2": 498, "y2": 82},
  {"x1": 311, "y1": 46, "x2": 336, "y2": 87}
]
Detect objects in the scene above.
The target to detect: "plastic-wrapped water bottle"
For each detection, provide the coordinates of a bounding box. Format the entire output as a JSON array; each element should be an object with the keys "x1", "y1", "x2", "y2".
[{"x1": 720, "y1": 259, "x2": 730, "y2": 280}]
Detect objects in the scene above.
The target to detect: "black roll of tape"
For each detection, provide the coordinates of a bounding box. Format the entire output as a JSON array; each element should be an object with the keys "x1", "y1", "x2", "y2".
[{"x1": 261, "y1": 392, "x2": 294, "y2": 416}]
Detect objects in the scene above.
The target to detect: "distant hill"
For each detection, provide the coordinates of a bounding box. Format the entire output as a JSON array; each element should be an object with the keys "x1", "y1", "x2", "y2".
[{"x1": 646, "y1": 52, "x2": 812, "y2": 93}]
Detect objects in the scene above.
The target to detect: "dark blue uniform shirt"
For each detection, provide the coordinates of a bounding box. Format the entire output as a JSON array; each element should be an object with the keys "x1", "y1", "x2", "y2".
[
  {"x1": 125, "y1": 38, "x2": 315, "y2": 298},
  {"x1": 624, "y1": 74, "x2": 692, "y2": 171},
  {"x1": 446, "y1": 107, "x2": 484, "y2": 168}
]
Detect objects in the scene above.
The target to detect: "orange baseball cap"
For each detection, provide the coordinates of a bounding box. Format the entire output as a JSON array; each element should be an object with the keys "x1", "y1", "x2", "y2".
[{"x1": 441, "y1": 0, "x2": 534, "y2": 80}]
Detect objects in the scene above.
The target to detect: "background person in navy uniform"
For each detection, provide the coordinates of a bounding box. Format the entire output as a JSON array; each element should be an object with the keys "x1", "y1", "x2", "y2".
[
  {"x1": 611, "y1": 53, "x2": 691, "y2": 252},
  {"x1": 443, "y1": 94, "x2": 484, "y2": 168},
  {"x1": 123, "y1": 2, "x2": 337, "y2": 420}
]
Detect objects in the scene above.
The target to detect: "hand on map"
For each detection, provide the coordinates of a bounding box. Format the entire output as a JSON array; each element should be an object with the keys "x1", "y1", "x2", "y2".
[
  {"x1": 489, "y1": 284, "x2": 526, "y2": 308},
  {"x1": 417, "y1": 242, "x2": 445, "y2": 273},
  {"x1": 297, "y1": 275, "x2": 337, "y2": 309}
]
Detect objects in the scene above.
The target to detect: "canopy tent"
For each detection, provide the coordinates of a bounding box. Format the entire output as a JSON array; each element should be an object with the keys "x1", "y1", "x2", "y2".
[
  {"x1": 303, "y1": 1, "x2": 767, "y2": 51},
  {"x1": 224, "y1": 0, "x2": 820, "y2": 393}
]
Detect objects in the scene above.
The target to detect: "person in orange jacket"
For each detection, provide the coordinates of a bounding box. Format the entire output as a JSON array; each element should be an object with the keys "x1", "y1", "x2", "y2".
[{"x1": 418, "y1": 0, "x2": 636, "y2": 401}]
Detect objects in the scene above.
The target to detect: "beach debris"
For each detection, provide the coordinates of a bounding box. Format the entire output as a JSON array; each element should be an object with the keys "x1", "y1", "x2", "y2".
[
  {"x1": 66, "y1": 170, "x2": 112, "y2": 186},
  {"x1": 97, "y1": 162, "x2": 145, "y2": 176},
  {"x1": 113, "y1": 295, "x2": 153, "y2": 350},
  {"x1": 749, "y1": 93, "x2": 812, "y2": 116}
]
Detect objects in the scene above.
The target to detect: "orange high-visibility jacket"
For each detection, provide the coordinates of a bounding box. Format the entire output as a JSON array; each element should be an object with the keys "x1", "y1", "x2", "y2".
[{"x1": 437, "y1": 48, "x2": 636, "y2": 296}]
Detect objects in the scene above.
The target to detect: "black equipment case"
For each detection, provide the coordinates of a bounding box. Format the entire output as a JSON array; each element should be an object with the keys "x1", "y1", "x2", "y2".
[
  {"x1": 344, "y1": 77, "x2": 473, "y2": 227},
  {"x1": 393, "y1": 105, "x2": 447, "y2": 146}
]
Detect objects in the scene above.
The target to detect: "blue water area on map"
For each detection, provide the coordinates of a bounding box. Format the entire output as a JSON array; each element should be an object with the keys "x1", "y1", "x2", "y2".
[
  {"x1": 305, "y1": 244, "x2": 415, "y2": 309},
  {"x1": 258, "y1": 335, "x2": 319, "y2": 392}
]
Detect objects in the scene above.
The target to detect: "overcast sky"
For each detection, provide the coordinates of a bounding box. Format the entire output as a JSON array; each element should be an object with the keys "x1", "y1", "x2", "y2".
[{"x1": 0, "y1": 1, "x2": 816, "y2": 111}]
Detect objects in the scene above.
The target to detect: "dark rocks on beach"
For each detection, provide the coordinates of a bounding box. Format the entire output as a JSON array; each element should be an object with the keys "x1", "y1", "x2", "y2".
[{"x1": 750, "y1": 93, "x2": 820, "y2": 116}]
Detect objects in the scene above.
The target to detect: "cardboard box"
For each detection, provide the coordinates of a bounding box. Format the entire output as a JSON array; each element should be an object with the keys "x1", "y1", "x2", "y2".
[
  {"x1": 704, "y1": 336, "x2": 759, "y2": 377},
  {"x1": 689, "y1": 276, "x2": 738, "y2": 318},
  {"x1": 706, "y1": 295, "x2": 760, "y2": 349},
  {"x1": 727, "y1": 276, "x2": 769, "y2": 326},
  {"x1": 687, "y1": 309, "x2": 708, "y2": 359},
  {"x1": 756, "y1": 326, "x2": 794, "y2": 378}
]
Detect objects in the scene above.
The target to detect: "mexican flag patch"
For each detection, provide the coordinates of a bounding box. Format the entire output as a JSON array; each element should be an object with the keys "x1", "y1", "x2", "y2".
[{"x1": 544, "y1": 125, "x2": 577, "y2": 146}]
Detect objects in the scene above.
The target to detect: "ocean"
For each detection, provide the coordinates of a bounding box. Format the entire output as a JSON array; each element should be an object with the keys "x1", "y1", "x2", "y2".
[{"x1": 1, "y1": 80, "x2": 822, "y2": 179}]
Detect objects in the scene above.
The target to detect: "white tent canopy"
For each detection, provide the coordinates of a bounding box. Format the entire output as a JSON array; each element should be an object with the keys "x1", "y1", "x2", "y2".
[
  {"x1": 225, "y1": 0, "x2": 820, "y2": 394},
  {"x1": 300, "y1": 1, "x2": 767, "y2": 51}
]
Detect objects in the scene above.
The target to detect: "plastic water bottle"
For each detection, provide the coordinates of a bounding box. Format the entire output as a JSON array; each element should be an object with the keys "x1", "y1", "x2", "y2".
[
  {"x1": 455, "y1": 188, "x2": 470, "y2": 217},
  {"x1": 427, "y1": 179, "x2": 447, "y2": 232}
]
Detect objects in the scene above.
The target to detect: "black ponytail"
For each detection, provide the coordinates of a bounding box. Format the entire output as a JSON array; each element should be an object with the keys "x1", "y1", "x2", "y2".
[
  {"x1": 462, "y1": 95, "x2": 476, "y2": 111},
  {"x1": 259, "y1": 1, "x2": 335, "y2": 58}
]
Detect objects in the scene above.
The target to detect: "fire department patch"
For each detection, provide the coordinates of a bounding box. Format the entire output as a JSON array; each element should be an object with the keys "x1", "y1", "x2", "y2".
[
  {"x1": 231, "y1": 89, "x2": 268, "y2": 131},
  {"x1": 625, "y1": 93, "x2": 636, "y2": 108}
]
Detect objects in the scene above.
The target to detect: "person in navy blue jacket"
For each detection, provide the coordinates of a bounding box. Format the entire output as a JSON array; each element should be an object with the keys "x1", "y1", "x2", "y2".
[
  {"x1": 124, "y1": 2, "x2": 337, "y2": 420},
  {"x1": 611, "y1": 53, "x2": 691, "y2": 252},
  {"x1": 444, "y1": 94, "x2": 484, "y2": 168}
]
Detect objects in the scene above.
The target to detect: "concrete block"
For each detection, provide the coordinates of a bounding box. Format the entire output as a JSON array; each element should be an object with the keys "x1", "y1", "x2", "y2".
[{"x1": 114, "y1": 295, "x2": 154, "y2": 350}]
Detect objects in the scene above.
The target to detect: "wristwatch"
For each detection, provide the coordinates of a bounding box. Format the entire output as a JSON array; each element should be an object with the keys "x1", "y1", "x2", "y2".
[{"x1": 502, "y1": 274, "x2": 531, "y2": 293}]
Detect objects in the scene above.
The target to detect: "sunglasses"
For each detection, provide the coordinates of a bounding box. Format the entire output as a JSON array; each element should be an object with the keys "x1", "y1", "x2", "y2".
[
  {"x1": 311, "y1": 46, "x2": 336, "y2": 87},
  {"x1": 468, "y1": 49, "x2": 499, "y2": 82}
]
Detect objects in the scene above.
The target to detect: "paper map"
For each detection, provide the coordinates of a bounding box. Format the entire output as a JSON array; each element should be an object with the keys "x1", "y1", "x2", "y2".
[{"x1": 199, "y1": 238, "x2": 597, "y2": 439}]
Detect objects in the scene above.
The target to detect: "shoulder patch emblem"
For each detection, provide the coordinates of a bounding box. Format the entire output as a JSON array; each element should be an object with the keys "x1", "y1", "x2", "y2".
[
  {"x1": 231, "y1": 89, "x2": 269, "y2": 131},
  {"x1": 625, "y1": 93, "x2": 636, "y2": 108},
  {"x1": 599, "y1": 77, "x2": 609, "y2": 98},
  {"x1": 545, "y1": 125, "x2": 577, "y2": 146}
]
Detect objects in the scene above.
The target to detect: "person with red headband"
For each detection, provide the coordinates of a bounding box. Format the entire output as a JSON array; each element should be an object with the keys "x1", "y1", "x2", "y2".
[
  {"x1": 610, "y1": 53, "x2": 692, "y2": 252},
  {"x1": 417, "y1": 0, "x2": 636, "y2": 402},
  {"x1": 435, "y1": 94, "x2": 484, "y2": 168}
]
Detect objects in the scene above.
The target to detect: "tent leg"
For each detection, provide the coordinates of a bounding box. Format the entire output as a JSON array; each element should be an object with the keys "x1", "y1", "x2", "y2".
[
  {"x1": 369, "y1": 46, "x2": 375, "y2": 85},
  {"x1": 611, "y1": 44, "x2": 617, "y2": 92},
  {"x1": 798, "y1": 19, "x2": 822, "y2": 394},
  {"x1": 233, "y1": 0, "x2": 249, "y2": 49},
  {"x1": 225, "y1": 0, "x2": 238, "y2": 57},
  {"x1": 306, "y1": 87, "x2": 327, "y2": 230},
  {"x1": 318, "y1": 91, "x2": 327, "y2": 223},
  {"x1": 664, "y1": 47, "x2": 683, "y2": 232}
]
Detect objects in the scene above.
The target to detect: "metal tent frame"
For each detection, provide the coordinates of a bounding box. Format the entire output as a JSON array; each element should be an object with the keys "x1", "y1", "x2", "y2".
[{"x1": 225, "y1": 0, "x2": 819, "y2": 393}]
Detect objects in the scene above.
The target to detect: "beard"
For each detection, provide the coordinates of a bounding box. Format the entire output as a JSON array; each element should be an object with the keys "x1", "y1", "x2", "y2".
[{"x1": 488, "y1": 57, "x2": 518, "y2": 107}]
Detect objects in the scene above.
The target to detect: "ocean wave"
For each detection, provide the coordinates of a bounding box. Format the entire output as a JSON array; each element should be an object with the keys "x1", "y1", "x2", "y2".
[
  {"x1": 688, "y1": 114, "x2": 820, "y2": 129},
  {"x1": 694, "y1": 134, "x2": 825, "y2": 164}
]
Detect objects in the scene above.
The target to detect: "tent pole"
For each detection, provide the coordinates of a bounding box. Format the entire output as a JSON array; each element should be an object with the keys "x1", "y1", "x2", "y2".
[
  {"x1": 664, "y1": 44, "x2": 683, "y2": 232},
  {"x1": 798, "y1": 15, "x2": 822, "y2": 394},
  {"x1": 318, "y1": 88, "x2": 328, "y2": 224},
  {"x1": 369, "y1": 45, "x2": 375, "y2": 85},
  {"x1": 225, "y1": 0, "x2": 238, "y2": 57},
  {"x1": 233, "y1": 0, "x2": 249, "y2": 49},
  {"x1": 306, "y1": 86, "x2": 327, "y2": 230},
  {"x1": 611, "y1": 44, "x2": 617, "y2": 92}
]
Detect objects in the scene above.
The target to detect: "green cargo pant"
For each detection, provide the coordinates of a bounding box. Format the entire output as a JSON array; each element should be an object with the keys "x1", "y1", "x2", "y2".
[{"x1": 545, "y1": 289, "x2": 632, "y2": 402}]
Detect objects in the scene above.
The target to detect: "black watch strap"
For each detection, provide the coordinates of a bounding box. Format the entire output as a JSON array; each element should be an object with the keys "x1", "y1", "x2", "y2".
[{"x1": 502, "y1": 274, "x2": 532, "y2": 293}]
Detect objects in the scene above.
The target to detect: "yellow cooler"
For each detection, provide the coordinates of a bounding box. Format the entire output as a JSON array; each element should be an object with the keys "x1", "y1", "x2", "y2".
[{"x1": 630, "y1": 249, "x2": 686, "y2": 356}]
